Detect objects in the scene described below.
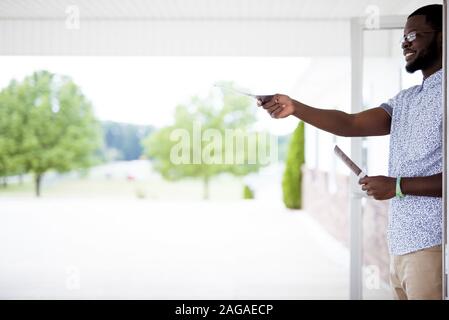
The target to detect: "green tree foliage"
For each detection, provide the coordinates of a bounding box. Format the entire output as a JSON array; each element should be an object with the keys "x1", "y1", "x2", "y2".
[
  {"x1": 0, "y1": 80, "x2": 25, "y2": 187},
  {"x1": 143, "y1": 83, "x2": 268, "y2": 199},
  {"x1": 282, "y1": 121, "x2": 305, "y2": 209},
  {"x1": 0, "y1": 71, "x2": 102, "y2": 196},
  {"x1": 102, "y1": 121, "x2": 153, "y2": 161}
]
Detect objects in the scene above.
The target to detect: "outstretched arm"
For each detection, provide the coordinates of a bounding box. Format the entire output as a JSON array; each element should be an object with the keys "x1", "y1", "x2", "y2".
[{"x1": 258, "y1": 94, "x2": 391, "y2": 137}]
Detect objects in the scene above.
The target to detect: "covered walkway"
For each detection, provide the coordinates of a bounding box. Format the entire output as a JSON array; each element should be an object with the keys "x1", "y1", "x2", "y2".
[{"x1": 0, "y1": 198, "x2": 390, "y2": 299}]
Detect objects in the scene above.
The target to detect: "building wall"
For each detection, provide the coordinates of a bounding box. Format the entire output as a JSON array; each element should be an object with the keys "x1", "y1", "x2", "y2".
[{"x1": 302, "y1": 167, "x2": 390, "y2": 282}]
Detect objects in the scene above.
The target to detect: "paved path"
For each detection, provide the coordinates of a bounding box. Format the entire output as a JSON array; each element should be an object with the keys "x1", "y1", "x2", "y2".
[{"x1": 0, "y1": 198, "x2": 390, "y2": 299}]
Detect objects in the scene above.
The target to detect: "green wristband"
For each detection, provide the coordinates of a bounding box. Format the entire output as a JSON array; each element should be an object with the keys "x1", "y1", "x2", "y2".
[{"x1": 396, "y1": 176, "x2": 405, "y2": 199}]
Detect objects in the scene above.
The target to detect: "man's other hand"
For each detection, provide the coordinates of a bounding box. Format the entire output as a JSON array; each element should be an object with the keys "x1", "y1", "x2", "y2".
[{"x1": 359, "y1": 175, "x2": 396, "y2": 200}]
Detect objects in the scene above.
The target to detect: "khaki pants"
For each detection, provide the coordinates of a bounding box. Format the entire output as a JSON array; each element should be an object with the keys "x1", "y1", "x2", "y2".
[{"x1": 389, "y1": 245, "x2": 442, "y2": 300}]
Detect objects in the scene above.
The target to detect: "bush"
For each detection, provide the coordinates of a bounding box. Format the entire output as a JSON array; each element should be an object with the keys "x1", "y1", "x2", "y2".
[
  {"x1": 243, "y1": 184, "x2": 254, "y2": 199},
  {"x1": 282, "y1": 121, "x2": 305, "y2": 209}
]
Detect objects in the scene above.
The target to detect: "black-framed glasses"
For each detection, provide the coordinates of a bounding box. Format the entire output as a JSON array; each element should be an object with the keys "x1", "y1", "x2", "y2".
[{"x1": 400, "y1": 30, "x2": 436, "y2": 45}]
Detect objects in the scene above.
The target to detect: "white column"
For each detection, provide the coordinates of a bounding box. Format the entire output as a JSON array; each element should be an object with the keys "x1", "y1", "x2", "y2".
[{"x1": 350, "y1": 17, "x2": 364, "y2": 300}]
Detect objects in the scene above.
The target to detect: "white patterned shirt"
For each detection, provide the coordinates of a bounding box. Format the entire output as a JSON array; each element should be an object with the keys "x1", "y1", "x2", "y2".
[{"x1": 380, "y1": 69, "x2": 442, "y2": 255}]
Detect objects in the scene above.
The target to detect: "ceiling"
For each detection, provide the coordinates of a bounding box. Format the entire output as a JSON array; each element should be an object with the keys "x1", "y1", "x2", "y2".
[
  {"x1": 0, "y1": 0, "x2": 441, "y2": 56},
  {"x1": 0, "y1": 0, "x2": 440, "y2": 20}
]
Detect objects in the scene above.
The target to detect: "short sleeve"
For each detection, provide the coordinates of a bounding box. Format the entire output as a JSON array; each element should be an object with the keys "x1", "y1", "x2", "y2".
[
  {"x1": 379, "y1": 89, "x2": 407, "y2": 117},
  {"x1": 380, "y1": 103, "x2": 392, "y2": 116}
]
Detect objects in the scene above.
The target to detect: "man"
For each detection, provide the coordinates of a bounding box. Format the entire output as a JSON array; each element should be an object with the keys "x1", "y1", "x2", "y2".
[{"x1": 259, "y1": 4, "x2": 443, "y2": 300}]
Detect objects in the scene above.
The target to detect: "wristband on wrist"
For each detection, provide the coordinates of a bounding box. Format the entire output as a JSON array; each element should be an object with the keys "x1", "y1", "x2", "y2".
[{"x1": 396, "y1": 176, "x2": 405, "y2": 199}]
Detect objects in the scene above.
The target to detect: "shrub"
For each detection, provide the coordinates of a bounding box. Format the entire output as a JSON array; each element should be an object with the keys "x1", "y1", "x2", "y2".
[
  {"x1": 243, "y1": 184, "x2": 254, "y2": 199},
  {"x1": 282, "y1": 121, "x2": 305, "y2": 209}
]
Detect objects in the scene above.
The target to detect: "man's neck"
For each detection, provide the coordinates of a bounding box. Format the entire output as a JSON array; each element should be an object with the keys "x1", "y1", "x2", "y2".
[{"x1": 422, "y1": 62, "x2": 442, "y2": 79}]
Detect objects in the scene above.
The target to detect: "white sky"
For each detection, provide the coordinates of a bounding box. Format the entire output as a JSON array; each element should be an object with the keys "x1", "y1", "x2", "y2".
[{"x1": 0, "y1": 56, "x2": 308, "y2": 135}]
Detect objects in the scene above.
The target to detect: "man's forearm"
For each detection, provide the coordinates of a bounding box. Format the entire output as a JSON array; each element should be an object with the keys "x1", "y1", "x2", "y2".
[
  {"x1": 292, "y1": 100, "x2": 356, "y2": 137},
  {"x1": 401, "y1": 173, "x2": 442, "y2": 197}
]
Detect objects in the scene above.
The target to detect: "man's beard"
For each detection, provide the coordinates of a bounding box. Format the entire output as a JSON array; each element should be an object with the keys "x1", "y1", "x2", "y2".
[{"x1": 406, "y1": 37, "x2": 440, "y2": 73}]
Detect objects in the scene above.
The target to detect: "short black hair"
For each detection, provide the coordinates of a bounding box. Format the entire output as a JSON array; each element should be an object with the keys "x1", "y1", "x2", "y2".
[{"x1": 408, "y1": 4, "x2": 443, "y2": 31}]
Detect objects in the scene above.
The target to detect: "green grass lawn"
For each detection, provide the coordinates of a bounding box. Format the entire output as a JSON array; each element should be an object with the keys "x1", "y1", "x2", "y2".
[
  {"x1": 0, "y1": 174, "x2": 245, "y2": 201},
  {"x1": 0, "y1": 181, "x2": 35, "y2": 195},
  {"x1": 0, "y1": 160, "x2": 271, "y2": 201}
]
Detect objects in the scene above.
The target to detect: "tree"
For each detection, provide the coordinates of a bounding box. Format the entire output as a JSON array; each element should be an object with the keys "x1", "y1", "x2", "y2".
[
  {"x1": 0, "y1": 80, "x2": 25, "y2": 187},
  {"x1": 0, "y1": 71, "x2": 102, "y2": 196},
  {"x1": 282, "y1": 121, "x2": 305, "y2": 209},
  {"x1": 143, "y1": 83, "x2": 273, "y2": 199}
]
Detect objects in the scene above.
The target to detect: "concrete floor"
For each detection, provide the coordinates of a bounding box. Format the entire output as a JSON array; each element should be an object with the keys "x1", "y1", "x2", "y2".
[{"x1": 0, "y1": 198, "x2": 391, "y2": 299}]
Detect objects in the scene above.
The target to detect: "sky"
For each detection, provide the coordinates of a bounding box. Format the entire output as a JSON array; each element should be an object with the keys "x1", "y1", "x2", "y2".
[{"x1": 0, "y1": 56, "x2": 308, "y2": 135}]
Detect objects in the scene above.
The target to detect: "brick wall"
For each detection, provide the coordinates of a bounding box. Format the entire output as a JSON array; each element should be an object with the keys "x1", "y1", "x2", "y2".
[{"x1": 302, "y1": 167, "x2": 390, "y2": 282}]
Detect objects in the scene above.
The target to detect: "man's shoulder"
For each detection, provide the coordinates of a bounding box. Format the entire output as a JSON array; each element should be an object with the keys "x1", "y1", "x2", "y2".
[
  {"x1": 385, "y1": 85, "x2": 421, "y2": 109},
  {"x1": 395, "y1": 84, "x2": 421, "y2": 99}
]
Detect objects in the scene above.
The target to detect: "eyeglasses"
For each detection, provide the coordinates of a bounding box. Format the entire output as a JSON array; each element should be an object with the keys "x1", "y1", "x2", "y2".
[{"x1": 400, "y1": 30, "x2": 436, "y2": 45}]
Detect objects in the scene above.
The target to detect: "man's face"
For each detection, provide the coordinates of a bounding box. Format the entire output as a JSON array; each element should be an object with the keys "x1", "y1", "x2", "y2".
[{"x1": 402, "y1": 15, "x2": 441, "y2": 73}]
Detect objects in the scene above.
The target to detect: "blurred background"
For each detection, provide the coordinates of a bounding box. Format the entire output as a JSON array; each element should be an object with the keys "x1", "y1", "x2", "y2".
[{"x1": 0, "y1": 0, "x2": 438, "y2": 299}]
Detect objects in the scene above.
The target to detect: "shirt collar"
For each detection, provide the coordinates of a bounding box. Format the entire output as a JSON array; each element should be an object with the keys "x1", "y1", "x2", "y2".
[{"x1": 422, "y1": 69, "x2": 442, "y2": 90}]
